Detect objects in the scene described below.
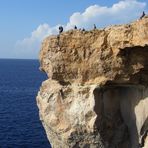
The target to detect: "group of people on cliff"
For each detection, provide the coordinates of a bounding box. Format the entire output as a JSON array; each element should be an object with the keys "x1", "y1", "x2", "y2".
[
  {"x1": 59, "y1": 24, "x2": 96, "y2": 34},
  {"x1": 58, "y1": 11, "x2": 146, "y2": 34}
]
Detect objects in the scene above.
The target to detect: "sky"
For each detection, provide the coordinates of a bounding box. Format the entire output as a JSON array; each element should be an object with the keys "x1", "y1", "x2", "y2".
[{"x1": 0, "y1": 0, "x2": 147, "y2": 59}]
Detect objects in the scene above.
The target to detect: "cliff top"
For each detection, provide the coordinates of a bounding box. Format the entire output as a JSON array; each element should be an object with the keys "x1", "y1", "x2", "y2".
[{"x1": 40, "y1": 16, "x2": 148, "y2": 85}]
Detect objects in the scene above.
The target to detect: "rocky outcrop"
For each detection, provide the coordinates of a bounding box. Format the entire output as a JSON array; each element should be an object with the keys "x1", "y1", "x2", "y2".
[{"x1": 37, "y1": 16, "x2": 148, "y2": 148}]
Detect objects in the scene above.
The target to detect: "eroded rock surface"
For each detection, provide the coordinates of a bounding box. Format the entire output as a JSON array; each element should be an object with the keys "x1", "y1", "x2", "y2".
[{"x1": 37, "y1": 16, "x2": 148, "y2": 148}]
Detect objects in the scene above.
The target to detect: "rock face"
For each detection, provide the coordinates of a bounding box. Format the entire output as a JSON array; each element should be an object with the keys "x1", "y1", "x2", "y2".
[{"x1": 37, "y1": 16, "x2": 148, "y2": 148}]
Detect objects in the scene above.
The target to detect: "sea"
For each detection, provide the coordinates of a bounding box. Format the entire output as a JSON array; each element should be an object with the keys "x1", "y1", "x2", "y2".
[{"x1": 0, "y1": 59, "x2": 51, "y2": 148}]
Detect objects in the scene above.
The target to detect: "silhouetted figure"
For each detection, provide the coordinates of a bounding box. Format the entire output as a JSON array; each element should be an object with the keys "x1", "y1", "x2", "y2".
[
  {"x1": 140, "y1": 11, "x2": 145, "y2": 19},
  {"x1": 82, "y1": 28, "x2": 85, "y2": 31},
  {"x1": 94, "y1": 24, "x2": 97, "y2": 30},
  {"x1": 74, "y1": 25, "x2": 77, "y2": 29},
  {"x1": 59, "y1": 26, "x2": 63, "y2": 34}
]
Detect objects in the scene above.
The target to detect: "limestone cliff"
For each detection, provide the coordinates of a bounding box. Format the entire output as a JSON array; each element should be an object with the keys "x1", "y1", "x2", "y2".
[{"x1": 37, "y1": 16, "x2": 148, "y2": 148}]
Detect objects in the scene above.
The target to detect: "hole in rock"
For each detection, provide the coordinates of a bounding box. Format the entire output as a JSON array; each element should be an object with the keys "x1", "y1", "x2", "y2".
[{"x1": 93, "y1": 84, "x2": 148, "y2": 148}]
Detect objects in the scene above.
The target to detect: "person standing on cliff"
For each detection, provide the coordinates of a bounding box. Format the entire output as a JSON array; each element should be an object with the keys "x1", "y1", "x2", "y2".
[
  {"x1": 74, "y1": 25, "x2": 77, "y2": 30},
  {"x1": 94, "y1": 24, "x2": 97, "y2": 30},
  {"x1": 140, "y1": 11, "x2": 146, "y2": 19},
  {"x1": 59, "y1": 26, "x2": 63, "y2": 34},
  {"x1": 82, "y1": 28, "x2": 85, "y2": 31},
  {"x1": 57, "y1": 26, "x2": 63, "y2": 47}
]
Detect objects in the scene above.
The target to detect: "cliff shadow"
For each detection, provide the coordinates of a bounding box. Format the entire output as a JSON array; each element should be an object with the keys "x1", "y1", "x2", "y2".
[{"x1": 93, "y1": 84, "x2": 148, "y2": 148}]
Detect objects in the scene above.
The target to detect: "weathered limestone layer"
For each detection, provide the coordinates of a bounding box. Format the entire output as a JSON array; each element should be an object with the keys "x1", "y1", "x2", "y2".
[{"x1": 37, "y1": 16, "x2": 148, "y2": 148}]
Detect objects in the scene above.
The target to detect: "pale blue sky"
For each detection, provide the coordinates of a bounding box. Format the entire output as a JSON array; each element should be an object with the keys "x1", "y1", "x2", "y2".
[{"x1": 0, "y1": 0, "x2": 147, "y2": 59}]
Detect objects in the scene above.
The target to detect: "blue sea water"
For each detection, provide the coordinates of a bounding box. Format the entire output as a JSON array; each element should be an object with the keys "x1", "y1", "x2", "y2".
[{"x1": 0, "y1": 59, "x2": 51, "y2": 148}]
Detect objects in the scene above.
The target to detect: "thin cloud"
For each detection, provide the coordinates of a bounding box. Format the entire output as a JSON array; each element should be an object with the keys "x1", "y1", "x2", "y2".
[
  {"x1": 15, "y1": 24, "x2": 59, "y2": 58},
  {"x1": 15, "y1": 0, "x2": 147, "y2": 59}
]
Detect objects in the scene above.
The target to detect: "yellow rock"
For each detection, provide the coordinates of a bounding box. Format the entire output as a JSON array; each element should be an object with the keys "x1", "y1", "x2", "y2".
[{"x1": 37, "y1": 16, "x2": 148, "y2": 148}]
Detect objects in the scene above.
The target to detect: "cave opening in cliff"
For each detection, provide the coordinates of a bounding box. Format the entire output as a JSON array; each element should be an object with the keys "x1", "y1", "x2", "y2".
[{"x1": 93, "y1": 84, "x2": 148, "y2": 148}]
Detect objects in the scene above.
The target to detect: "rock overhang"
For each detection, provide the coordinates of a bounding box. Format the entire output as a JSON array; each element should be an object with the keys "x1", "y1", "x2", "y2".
[{"x1": 39, "y1": 16, "x2": 148, "y2": 86}]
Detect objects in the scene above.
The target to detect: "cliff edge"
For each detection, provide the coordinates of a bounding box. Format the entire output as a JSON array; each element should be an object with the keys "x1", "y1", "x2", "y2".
[{"x1": 37, "y1": 16, "x2": 148, "y2": 148}]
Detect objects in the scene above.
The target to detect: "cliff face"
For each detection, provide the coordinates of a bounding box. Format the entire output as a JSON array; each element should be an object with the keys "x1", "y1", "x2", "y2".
[{"x1": 37, "y1": 16, "x2": 148, "y2": 148}]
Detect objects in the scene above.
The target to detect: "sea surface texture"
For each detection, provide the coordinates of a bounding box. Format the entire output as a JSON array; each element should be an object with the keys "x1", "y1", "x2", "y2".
[{"x1": 0, "y1": 59, "x2": 51, "y2": 148}]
